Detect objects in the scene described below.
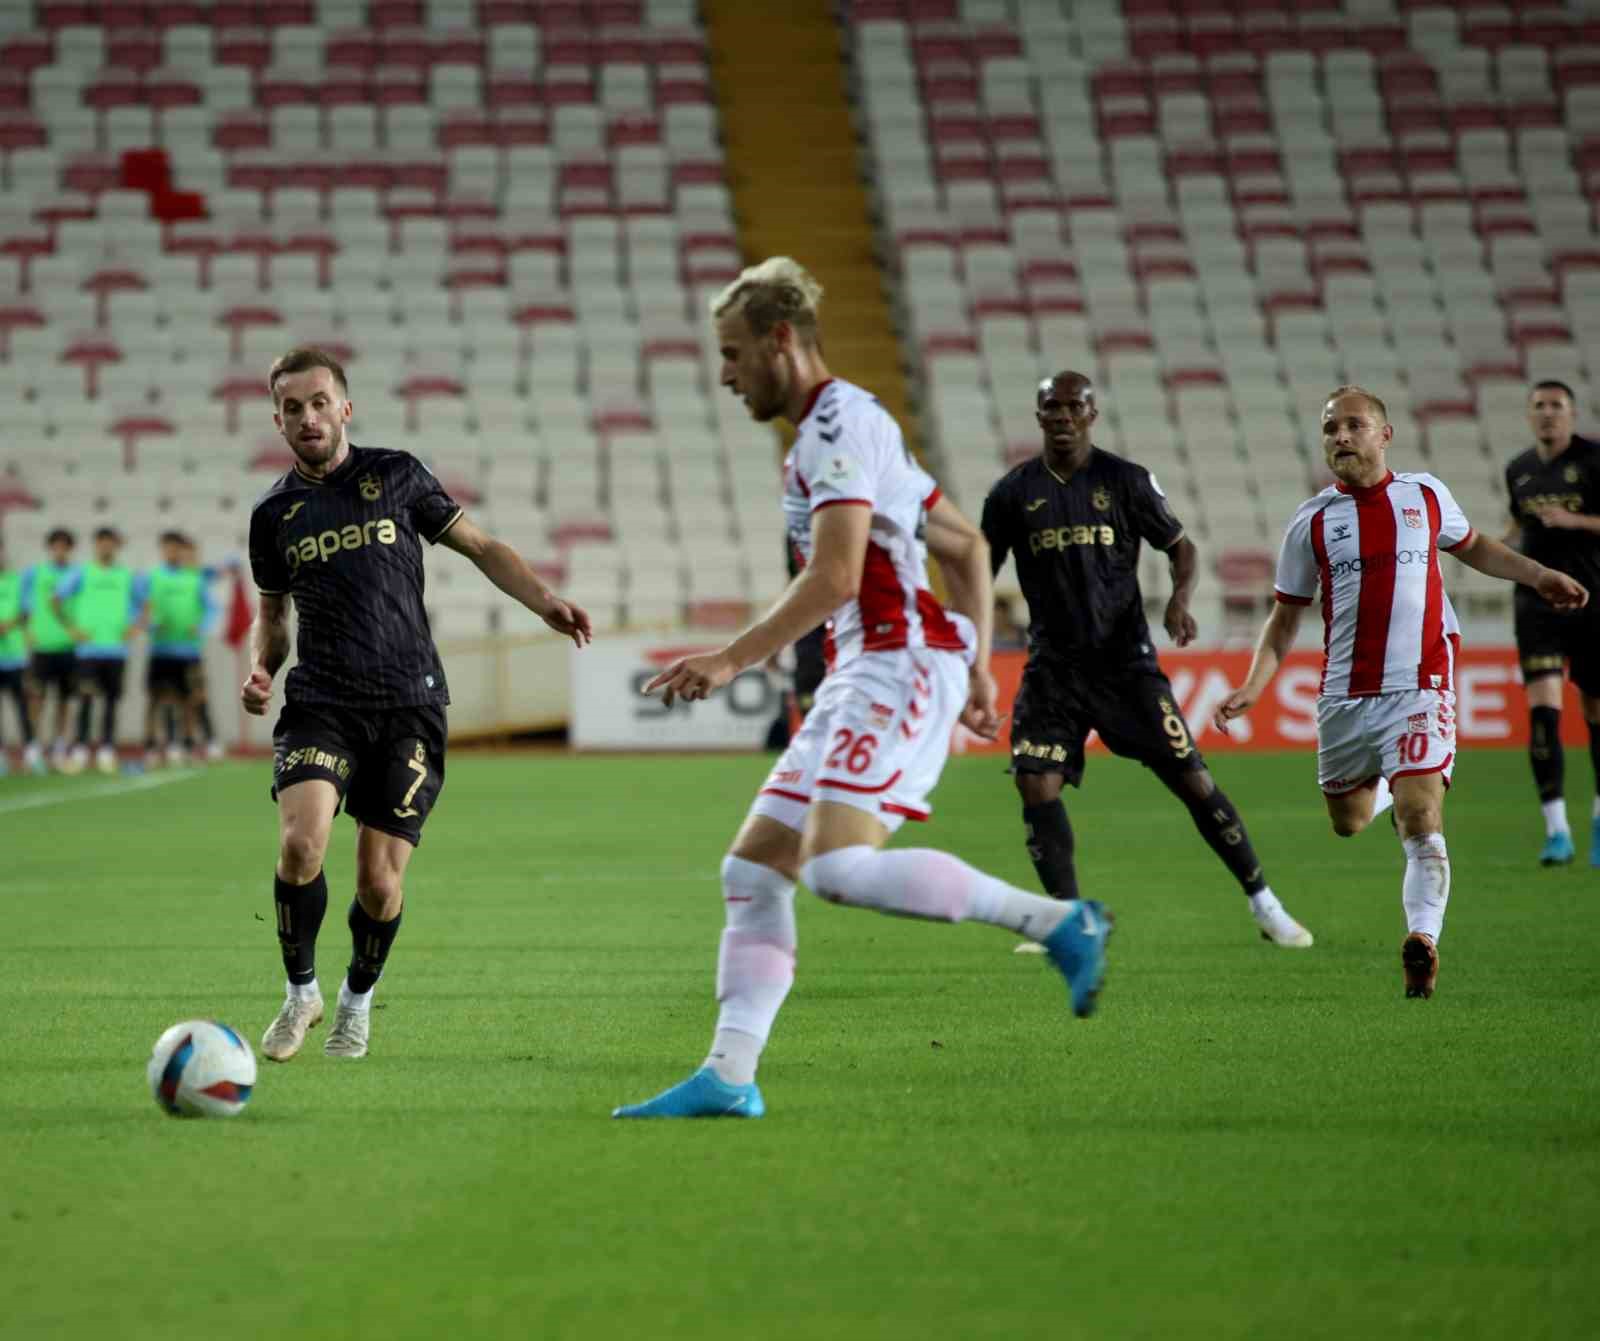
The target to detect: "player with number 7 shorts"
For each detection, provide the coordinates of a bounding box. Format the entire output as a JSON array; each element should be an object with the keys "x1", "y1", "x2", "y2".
[
  {"x1": 612, "y1": 259, "x2": 1112, "y2": 1120},
  {"x1": 1214, "y1": 386, "x2": 1587, "y2": 1000}
]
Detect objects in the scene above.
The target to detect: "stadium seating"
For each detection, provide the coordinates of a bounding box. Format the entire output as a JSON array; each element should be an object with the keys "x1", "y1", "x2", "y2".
[
  {"x1": 845, "y1": 0, "x2": 1600, "y2": 633},
  {"x1": 0, "y1": 0, "x2": 789, "y2": 633}
]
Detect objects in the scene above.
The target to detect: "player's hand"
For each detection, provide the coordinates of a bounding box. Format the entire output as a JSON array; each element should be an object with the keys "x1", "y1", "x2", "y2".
[
  {"x1": 1164, "y1": 597, "x2": 1198, "y2": 648},
  {"x1": 539, "y1": 595, "x2": 593, "y2": 647},
  {"x1": 1534, "y1": 506, "x2": 1585, "y2": 531},
  {"x1": 1212, "y1": 686, "x2": 1256, "y2": 736},
  {"x1": 959, "y1": 667, "x2": 1005, "y2": 740},
  {"x1": 1535, "y1": 567, "x2": 1589, "y2": 611},
  {"x1": 644, "y1": 650, "x2": 737, "y2": 707},
  {"x1": 240, "y1": 667, "x2": 274, "y2": 716}
]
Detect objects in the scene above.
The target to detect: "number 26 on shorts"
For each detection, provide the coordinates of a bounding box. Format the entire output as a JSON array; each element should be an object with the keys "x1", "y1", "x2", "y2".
[{"x1": 826, "y1": 729, "x2": 878, "y2": 775}]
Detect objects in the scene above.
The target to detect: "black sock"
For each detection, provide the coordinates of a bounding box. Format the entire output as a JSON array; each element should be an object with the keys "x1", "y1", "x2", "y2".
[
  {"x1": 9, "y1": 688, "x2": 32, "y2": 744},
  {"x1": 101, "y1": 696, "x2": 119, "y2": 747},
  {"x1": 1022, "y1": 800, "x2": 1079, "y2": 901},
  {"x1": 197, "y1": 701, "x2": 215, "y2": 741},
  {"x1": 346, "y1": 899, "x2": 402, "y2": 994},
  {"x1": 273, "y1": 871, "x2": 328, "y2": 986},
  {"x1": 75, "y1": 697, "x2": 92, "y2": 747},
  {"x1": 1530, "y1": 705, "x2": 1564, "y2": 803},
  {"x1": 1182, "y1": 786, "x2": 1268, "y2": 895}
]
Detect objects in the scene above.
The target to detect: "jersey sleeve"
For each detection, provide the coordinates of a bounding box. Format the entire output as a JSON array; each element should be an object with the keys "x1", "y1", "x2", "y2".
[
  {"x1": 129, "y1": 573, "x2": 150, "y2": 619},
  {"x1": 18, "y1": 566, "x2": 35, "y2": 614},
  {"x1": 1426, "y1": 475, "x2": 1474, "y2": 551},
  {"x1": 53, "y1": 567, "x2": 83, "y2": 601},
  {"x1": 406, "y1": 457, "x2": 464, "y2": 543},
  {"x1": 792, "y1": 428, "x2": 875, "y2": 513},
  {"x1": 248, "y1": 502, "x2": 291, "y2": 596},
  {"x1": 1273, "y1": 504, "x2": 1319, "y2": 605},
  {"x1": 1128, "y1": 466, "x2": 1186, "y2": 550},
  {"x1": 980, "y1": 480, "x2": 1011, "y2": 576}
]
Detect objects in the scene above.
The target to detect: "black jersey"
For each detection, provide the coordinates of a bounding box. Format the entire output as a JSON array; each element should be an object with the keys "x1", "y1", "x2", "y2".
[
  {"x1": 247, "y1": 444, "x2": 463, "y2": 710},
  {"x1": 1505, "y1": 436, "x2": 1600, "y2": 599},
  {"x1": 981, "y1": 448, "x2": 1185, "y2": 667}
]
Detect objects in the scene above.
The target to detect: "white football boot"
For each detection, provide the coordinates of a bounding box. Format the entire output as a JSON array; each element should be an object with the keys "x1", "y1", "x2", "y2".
[
  {"x1": 323, "y1": 1005, "x2": 370, "y2": 1059},
  {"x1": 260, "y1": 990, "x2": 325, "y2": 1061},
  {"x1": 1251, "y1": 892, "x2": 1314, "y2": 948}
]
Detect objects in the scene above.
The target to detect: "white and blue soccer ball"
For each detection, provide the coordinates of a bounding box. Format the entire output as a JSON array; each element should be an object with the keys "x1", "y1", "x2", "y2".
[{"x1": 147, "y1": 1020, "x2": 257, "y2": 1118}]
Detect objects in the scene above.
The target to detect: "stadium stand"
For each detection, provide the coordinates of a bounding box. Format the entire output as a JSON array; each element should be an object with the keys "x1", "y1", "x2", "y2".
[
  {"x1": 845, "y1": 0, "x2": 1600, "y2": 631},
  {"x1": 2, "y1": 0, "x2": 1598, "y2": 646},
  {"x1": 0, "y1": 0, "x2": 788, "y2": 634}
]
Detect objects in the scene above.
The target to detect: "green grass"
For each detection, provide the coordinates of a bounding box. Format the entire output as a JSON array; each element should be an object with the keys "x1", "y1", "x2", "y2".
[{"x1": 1, "y1": 749, "x2": 1597, "y2": 1341}]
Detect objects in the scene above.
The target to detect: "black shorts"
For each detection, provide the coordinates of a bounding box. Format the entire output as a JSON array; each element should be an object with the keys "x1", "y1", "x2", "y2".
[
  {"x1": 74, "y1": 657, "x2": 126, "y2": 698},
  {"x1": 1010, "y1": 653, "x2": 1204, "y2": 786},
  {"x1": 147, "y1": 656, "x2": 202, "y2": 698},
  {"x1": 270, "y1": 701, "x2": 447, "y2": 847},
  {"x1": 0, "y1": 666, "x2": 23, "y2": 697},
  {"x1": 1514, "y1": 596, "x2": 1600, "y2": 698},
  {"x1": 27, "y1": 650, "x2": 75, "y2": 697}
]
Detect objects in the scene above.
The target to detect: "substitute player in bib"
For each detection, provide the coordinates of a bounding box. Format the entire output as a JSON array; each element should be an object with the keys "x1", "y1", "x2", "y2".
[
  {"x1": 245, "y1": 347, "x2": 592, "y2": 1062},
  {"x1": 984, "y1": 371, "x2": 1312, "y2": 951},
  {"x1": 613, "y1": 259, "x2": 1112, "y2": 1121},
  {"x1": 54, "y1": 527, "x2": 142, "y2": 774},
  {"x1": 1502, "y1": 380, "x2": 1600, "y2": 866},
  {"x1": 1215, "y1": 387, "x2": 1586, "y2": 998},
  {"x1": 0, "y1": 538, "x2": 38, "y2": 775}
]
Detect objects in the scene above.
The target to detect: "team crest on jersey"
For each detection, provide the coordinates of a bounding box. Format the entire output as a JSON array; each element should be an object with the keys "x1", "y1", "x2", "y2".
[
  {"x1": 823, "y1": 454, "x2": 858, "y2": 487},
  {"x1": 1565, "y1": 465, "x2": 1581, "y2": 484},
  {"x1": 1409, "y1": 712, "x2": 1428, "y2": 733},
  {"x1": 1402, "y1": 507, "x2": 1423, "y2": 529},
  {"x1": 358, "y1": 473, "x2": 382, "y2": 501},
  {"x1": 1092, "y1": 486, "x2": 1111, "y2": 512}
]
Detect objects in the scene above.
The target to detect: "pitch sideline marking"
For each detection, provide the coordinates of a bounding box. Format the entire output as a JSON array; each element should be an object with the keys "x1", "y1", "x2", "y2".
[{"x1": 0, "y1": 769, "x2": 204, "y2": 817}]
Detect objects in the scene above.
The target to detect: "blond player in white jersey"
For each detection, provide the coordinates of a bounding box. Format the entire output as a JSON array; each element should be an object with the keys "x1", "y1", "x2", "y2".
[
  {"x1": 1215, "y1": 387, "x2": 1587, "y2": 998},
  {"x1": 613, "y1": 259, "x2": 1113, "y2": 1119}
]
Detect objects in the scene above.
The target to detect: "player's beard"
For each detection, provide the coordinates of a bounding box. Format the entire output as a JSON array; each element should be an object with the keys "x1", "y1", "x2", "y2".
[
  {"x1": 290, "y1": 422, "x2": 345, "y2": 471},
  {"x1": 740, "y1": 362, "x2": 787, "y2": 423}
]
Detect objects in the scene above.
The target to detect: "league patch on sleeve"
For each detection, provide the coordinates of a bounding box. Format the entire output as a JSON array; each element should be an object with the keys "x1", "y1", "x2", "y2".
[
  {"x1": 823, "y1": 453, "x2": 860, "y2": 487},
  {"x1": 1147, "y1": 472, "x2": 1167, "y2": 498}
]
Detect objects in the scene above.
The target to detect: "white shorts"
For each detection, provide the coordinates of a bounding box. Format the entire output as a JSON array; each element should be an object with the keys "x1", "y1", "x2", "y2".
[
  {"x1": 751, "y1": 644, "x2": 973, "y2": 834},
  {"x1": 1316, "y1": 689, "x2": 1456, "y2": 794}
]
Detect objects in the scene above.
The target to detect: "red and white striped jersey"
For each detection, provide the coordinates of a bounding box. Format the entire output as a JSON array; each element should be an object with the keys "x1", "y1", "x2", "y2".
[
  {"x1": 782, "y1": 378, "x2": 969, "y2": 673},
  {"x1": 1273, "y1": 471, "x2": 1475, "y2": 698}
]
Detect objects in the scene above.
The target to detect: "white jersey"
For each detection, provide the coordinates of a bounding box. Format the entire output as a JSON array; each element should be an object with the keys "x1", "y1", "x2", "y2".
[
  {"x1": 782, "y1": 378, "x2": 968, "y2": 673},
  {"x1": 1273, "y1": 470, "x2": 1475, "y2": 698}
]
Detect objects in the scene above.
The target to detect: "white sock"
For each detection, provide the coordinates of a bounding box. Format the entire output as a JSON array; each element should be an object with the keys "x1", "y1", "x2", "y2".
[
  {"x1": 801, "y1": 845, "x2": 1071, "y2": 941},
  {"x1": 705, "y1": 855, "x2": 797, "y2": 1085},
  {"x1": 1370, "y1": 776, "x2": 1394, "y2": 820},
  {"x1": 287, "y1": 978, "x2": 320, "y2": 1004},
  {"x1": 337, "y1": 978, "x2": 373, "y2": 1013},
  {"x1": 1541, "y1": 798, "x2": 1570, "y2": 838},
  {"x1": 1401, "y1": 833, "x2": 1450, "y2": 942}
]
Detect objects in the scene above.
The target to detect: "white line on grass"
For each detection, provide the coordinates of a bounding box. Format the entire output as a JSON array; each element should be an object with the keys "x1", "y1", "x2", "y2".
[{"x1": 0, "y1": 769, "x2": 205, "y2": 816}]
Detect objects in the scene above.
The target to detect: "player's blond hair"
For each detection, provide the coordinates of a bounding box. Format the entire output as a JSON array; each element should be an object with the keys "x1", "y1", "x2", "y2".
[
  {"x1": 710, "y1": 257, "x2": 824, "y2": 343},
  {"x1": 1325, "y1": 384, "x2": 1388, "y2": 422}
]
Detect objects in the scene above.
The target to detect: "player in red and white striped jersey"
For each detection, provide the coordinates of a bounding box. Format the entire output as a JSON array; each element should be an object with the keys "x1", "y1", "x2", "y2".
[
  {"x1": 613, "y1": 259, "x2": 1112, "y2": 1119},
  {"x1": 1216, "y1": 387, "x2": 1587, "y2": 998}
]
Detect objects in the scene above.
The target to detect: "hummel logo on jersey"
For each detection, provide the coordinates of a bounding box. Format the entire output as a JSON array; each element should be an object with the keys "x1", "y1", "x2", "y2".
[
  {"x1": 1331, "y1": 523, "x2": 1351, "y2": 541},
  {"x1": 282, "y1": 501, "x2": 307, "y2": 522},
  {"x1": 1026, "y1": 499, "x2": 1048, "y2": 512}
]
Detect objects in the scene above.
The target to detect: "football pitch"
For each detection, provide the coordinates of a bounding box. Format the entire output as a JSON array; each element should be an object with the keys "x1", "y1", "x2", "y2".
[{"x1": 1, "y1": 748, "x2": 1596, "y2": 1341}]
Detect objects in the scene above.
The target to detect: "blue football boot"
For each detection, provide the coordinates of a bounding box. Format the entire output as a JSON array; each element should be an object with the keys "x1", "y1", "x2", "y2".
[
  {"x1": 1540, "y1": 830, "x2": 1575, "y2": 866},
  {"x1": 612, "y1": 1066, "x2": 765, "y2": 1119},
  {"x1": 1041, "y1": 899, "x2": 1113, "y2": 1018}
]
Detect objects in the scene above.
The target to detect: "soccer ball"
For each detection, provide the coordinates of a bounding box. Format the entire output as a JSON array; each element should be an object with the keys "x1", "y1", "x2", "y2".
[{"x1": 147, "y1": 1020, "x2": 257, "y2": 1118}]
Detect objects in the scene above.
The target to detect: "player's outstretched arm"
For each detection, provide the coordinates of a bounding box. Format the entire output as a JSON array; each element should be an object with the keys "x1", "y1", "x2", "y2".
[
  {"x1": 241, "y1": 592, "x2": 291, "y2": 716},
  {"x1": 438, "y1": 515, "x2": 593, "y2": 647},
  {"x1": 1213, "y1": 601, "x2": 1304, "y2": 735},
  {"x1": 925, "y1": 495, "x2": 1003, "y2": 739},
  {"x1": 644, "y1": 503, "x2": 869, "y2": 708},
  {"x1": 1449, "y1": 532, "x2": 1589, "y2": 609}
]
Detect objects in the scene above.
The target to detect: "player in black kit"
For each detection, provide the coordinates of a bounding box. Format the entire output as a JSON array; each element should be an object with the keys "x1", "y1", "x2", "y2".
[
  {"x1": 981, "y1": 370, "x2": 1313, "y2": 949},
  {"x1": 245, "y1": 347, "x2": 592, "y2": 1062},
  {"x1": 1503, "y1": 379, "x2": 1600, "y2": 867}
]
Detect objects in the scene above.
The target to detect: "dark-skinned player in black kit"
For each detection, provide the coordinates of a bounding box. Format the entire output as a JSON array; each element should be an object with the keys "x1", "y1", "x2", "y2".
[{"x1": 981, "y1": 370, "x2": 1313, "y2": 951}]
